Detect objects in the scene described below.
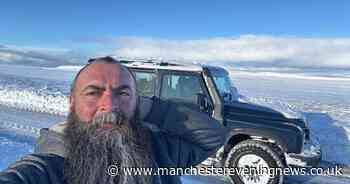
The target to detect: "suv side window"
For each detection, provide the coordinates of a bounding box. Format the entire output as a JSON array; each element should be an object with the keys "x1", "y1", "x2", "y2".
[
  {"x1": 134, "y1": 71, "x2": 156, "y2": 97},
  {"x1": 161, "y1": 73, "x2": 203, "y2": 104}
]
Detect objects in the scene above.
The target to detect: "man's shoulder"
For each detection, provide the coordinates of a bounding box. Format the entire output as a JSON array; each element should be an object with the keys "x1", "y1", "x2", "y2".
[
  {"x1": 0, "y1": 153, "x2": 65, "y2": 184},
  {"x1": 6, "y1": 153, "x2": 64, "y2": 174}
]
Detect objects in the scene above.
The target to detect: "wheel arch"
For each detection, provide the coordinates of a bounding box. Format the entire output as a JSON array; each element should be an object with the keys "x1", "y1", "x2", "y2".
[{"x1": 222, "y1": 131, "x2": 287, "y2": 161}]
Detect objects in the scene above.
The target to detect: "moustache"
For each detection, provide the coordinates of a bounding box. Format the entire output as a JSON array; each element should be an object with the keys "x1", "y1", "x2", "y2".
[{"x1": 91, "y1": 111, "x2": 128, "y2": 128}]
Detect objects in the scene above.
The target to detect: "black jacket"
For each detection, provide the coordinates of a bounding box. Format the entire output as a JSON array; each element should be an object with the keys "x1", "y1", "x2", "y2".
[{"x1": 0, "y1": 97, "x2": 227, "y2": 184}]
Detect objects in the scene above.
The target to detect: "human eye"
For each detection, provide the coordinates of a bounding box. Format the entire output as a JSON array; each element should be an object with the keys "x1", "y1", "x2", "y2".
[
  {"x1": 84, "y1": 89, "x2": 101, "y2": 96},
  {"x1": 114, "y1": 87, "x2": 131, "y2": 97},
  {"x1": 119, "y1": 90, "x2": 130, "y2": 96}
]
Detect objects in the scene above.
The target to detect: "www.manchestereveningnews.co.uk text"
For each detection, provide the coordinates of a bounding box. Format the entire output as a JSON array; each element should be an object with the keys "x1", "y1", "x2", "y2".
[{"x1": 106, "y1": 163, "x2": 343, "y2": 177}]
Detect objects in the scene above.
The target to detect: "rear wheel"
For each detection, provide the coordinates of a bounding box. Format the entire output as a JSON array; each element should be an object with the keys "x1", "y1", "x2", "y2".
[{"x1": 225, "y1": 140, "x2": 284, "y2": 184}]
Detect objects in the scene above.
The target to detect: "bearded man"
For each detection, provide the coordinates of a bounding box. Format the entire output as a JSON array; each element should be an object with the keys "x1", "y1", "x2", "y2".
[{"x1": 0, "y1": 56, "x2": 227, "y2": 184}]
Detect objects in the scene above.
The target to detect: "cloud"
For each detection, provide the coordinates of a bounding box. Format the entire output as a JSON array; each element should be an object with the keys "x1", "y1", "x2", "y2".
[
  {"x1": 0, "y1": 45, "x2": 85, "y2": 66},
  {"x1": 114, "y1": 35, "x2": 350, "y2": 69},
  {"x1": 3, "y1": 35, "x2": 350, "y2": 69}
]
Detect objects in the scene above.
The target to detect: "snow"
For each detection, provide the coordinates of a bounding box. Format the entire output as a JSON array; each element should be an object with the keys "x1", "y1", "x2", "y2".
[
  {"x1": 42, "y1": 65, "x2": 83, "y2": 72},
  {"x1": 229, "y1": 69, "x2": 350, "y2": 165},
  {"x1": 232, "y1": 69, "x2": 350, "y2": 82},
  {"x1": 0, "y1": 135, "x2": 34, "y2": 169}
]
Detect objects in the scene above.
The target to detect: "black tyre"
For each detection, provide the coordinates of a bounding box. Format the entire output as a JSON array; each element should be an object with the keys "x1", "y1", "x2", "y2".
[{"x1": 225, "y1": 140, "x2": 284, "y2": 184}]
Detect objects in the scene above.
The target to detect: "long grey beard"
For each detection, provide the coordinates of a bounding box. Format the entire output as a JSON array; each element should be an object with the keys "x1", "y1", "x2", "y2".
[{"x1": 63, "y1": 111, "x2": 153, "y2": 184}]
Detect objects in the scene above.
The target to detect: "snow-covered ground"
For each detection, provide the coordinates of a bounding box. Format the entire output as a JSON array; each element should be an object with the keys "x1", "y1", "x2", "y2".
[
  {"x1": 0, "y1": 63, "x2": 349, "y2": 183},
  {"x1": 229, "y1": 69, "x2": 350, "y2": 165}
]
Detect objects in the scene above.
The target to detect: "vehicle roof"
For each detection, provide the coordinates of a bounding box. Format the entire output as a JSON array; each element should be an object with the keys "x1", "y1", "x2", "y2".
[
  {"x1": 118, "y1": 59, "x2": 224, "y2": 72},
  {"x1": 119, "y1": 59, "x2": 204, "y2": 72}
]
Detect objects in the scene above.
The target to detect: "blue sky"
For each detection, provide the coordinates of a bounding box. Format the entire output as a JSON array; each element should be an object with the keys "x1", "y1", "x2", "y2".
[{"x1": 1, "y1": 0, "x2": 350, "y2": 68}]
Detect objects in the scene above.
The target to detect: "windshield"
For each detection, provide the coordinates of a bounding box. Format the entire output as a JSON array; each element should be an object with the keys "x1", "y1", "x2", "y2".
[{"x1": 209, "y1": 68, "x2": 239, "y2": 102}]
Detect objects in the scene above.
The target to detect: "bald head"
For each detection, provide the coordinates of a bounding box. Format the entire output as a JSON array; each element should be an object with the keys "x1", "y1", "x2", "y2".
[
  {"x1": 69, "y1": 57, "x2": 137, "y2": 123},
  {"x1": 70, "y1": 57, "x2": 135, "y2": 95}
]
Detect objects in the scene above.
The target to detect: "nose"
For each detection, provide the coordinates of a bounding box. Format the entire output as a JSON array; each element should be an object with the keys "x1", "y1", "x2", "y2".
[{"x1": 98, "y1": 90, "x2": 118, "y2": 113}]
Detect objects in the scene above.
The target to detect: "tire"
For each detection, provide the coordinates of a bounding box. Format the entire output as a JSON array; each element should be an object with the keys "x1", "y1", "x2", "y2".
[{"x1": 225, "y1": 140, "x2": 284, "y2": 184}]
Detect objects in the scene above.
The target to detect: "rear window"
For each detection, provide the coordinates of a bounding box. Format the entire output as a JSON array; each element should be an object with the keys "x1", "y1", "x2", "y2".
[
  {"x1": 134, "y1": 71, "x2": 156, "y2": 97},
  {"x1": 161, "y1": 73, "x2": 203, "y2": 104}
]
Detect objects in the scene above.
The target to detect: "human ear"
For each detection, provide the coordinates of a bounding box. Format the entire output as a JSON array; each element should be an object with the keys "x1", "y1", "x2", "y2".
[{"x1": 69, "y1": 95, "x2": 75, "y2": 112}]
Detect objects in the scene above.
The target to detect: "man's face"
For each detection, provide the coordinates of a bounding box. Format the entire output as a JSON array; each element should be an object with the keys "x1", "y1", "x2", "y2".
[
  {"x1": 70, "y1": 62, "x2": 137, "y2": 124},
  {"x1": 64, "y1": 61, "x2": 153, "y2": 184}
]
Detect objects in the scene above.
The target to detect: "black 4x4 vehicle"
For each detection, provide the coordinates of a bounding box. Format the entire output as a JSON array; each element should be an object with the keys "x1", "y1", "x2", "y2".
[{"x1": 120, "y1": 59, "x2": 321, "y2": 184}]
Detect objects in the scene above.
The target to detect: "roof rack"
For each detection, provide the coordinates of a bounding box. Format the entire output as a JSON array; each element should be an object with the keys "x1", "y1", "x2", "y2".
[
  {"x1": 112, "y1": 56, "x2": 182, "y2": 66},
  {"x1": 109, "y1": 56, "x2": 204, "y2": 71}
]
